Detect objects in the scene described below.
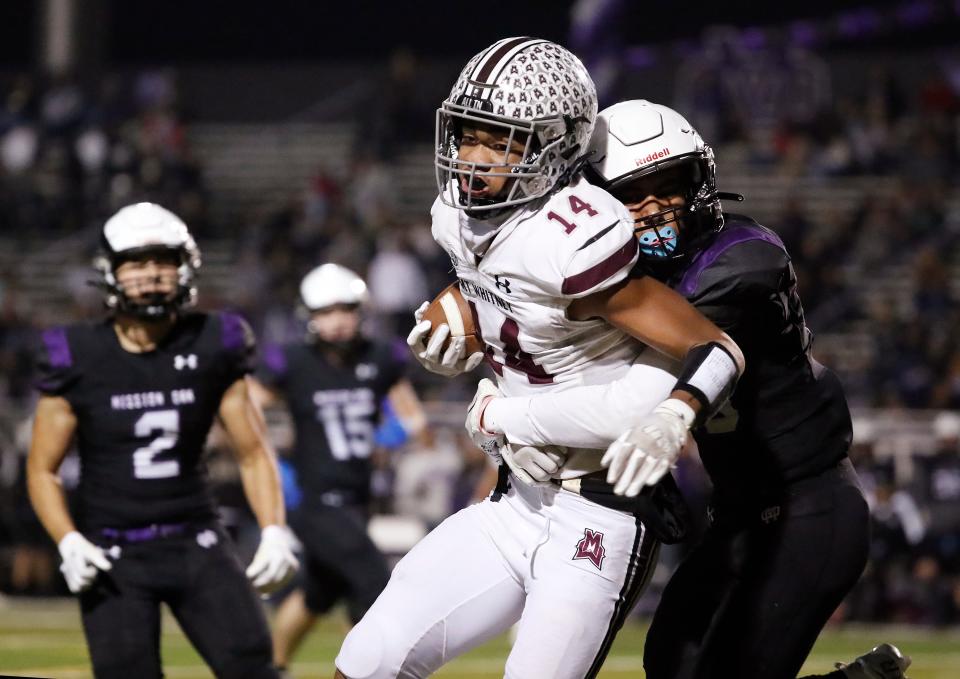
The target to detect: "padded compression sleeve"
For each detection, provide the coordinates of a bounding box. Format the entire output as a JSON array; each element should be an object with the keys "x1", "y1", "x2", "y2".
[
  {"x1": 672, "y1": 341, "x2": 740, "y2": 425},
  {"x1": 484, "y1": 356, "x2": 678, "y2": 449}
]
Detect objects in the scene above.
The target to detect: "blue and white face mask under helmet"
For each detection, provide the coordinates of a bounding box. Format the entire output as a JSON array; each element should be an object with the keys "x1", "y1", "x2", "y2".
[{"x1": 584, "y1": 99, "x2": 732, "y2": 265}]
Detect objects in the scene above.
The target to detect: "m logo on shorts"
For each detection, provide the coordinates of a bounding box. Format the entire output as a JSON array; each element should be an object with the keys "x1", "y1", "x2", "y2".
[{"x1": 573, "y1": 528, "x2": 606, "y2": 571}]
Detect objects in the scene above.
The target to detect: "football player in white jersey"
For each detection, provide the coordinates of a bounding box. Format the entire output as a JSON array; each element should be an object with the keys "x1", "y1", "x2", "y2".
[{"x1": 334, "y1": 37, "x2": 744, "y2": 679}]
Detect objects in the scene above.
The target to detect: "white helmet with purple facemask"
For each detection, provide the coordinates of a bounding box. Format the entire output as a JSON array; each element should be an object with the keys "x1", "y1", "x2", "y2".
[
  {"x1": 435, "y1": 37, "x2": 598, "y2": 216},
  {"x1": 585, "y1": 99, "x2": 727, "y2": 263}
]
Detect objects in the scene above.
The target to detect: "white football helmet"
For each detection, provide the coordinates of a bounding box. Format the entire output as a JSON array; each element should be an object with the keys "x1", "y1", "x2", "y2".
[
  {"x1": 435, "y1": 37, "x2": 598, "y2": 215},
  {"x1": 585, "y1": 100, "x2": 724, "y2": 262},
  {"x1": 94, "y1": 202, "x2": 201, "y2": 318},
  {"x1": 300, "y1": 263, "x2": 368, "y2": 311}
]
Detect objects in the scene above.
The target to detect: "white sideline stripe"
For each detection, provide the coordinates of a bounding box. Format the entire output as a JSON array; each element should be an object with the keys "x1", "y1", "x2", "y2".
[{"x1": 439, "y1": 292, "x2": 465, "y2": 336}]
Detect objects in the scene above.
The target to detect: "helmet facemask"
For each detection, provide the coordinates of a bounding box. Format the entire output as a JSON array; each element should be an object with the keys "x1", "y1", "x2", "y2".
[
  {"x1": 601, "y1": 150, "x2": 722, "y2": 263},
  {"x1": 94, "y1": 242, "x2": 200, "y2": 320},
  {"x1": 435, "y1": 38, "x2": 598, "y2": 219},
  {"x1": 436, "y1": 100, "x2": 575, "y2": 217}
]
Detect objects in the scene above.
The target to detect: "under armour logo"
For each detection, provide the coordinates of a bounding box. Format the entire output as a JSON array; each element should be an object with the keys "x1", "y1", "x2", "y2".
[
  {"x1": 760, "y1": 506, "x2": 781, "y2": 524},
  {"x1": 573, "y1": 528, "x2": 606, "y2": 571},
  {"x1": 196, "y1": 529, "x2": 218, "y2": 548},
  {"x1": 494, "y1": 275, "x2": 512, "y2": 294},
  {"x1": 174, "y1": 354, "x2": 198, "y2": 370}
]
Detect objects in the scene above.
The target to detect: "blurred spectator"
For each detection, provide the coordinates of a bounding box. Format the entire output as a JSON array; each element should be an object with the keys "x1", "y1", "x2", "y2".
[{"x1": 367, "y1": 231, "x2": 430, "y2": 339}]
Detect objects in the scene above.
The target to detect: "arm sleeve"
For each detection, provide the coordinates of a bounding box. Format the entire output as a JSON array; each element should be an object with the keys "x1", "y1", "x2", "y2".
[
  {"x1": 33, "y1": 327, "x2": 80, "y2": 397},
  {"x1": 219, "y1": 312, "x2": 257, "y2": 382},
  {"x1": 484, "y1": 351, "x2": 679, "y2": 449}
]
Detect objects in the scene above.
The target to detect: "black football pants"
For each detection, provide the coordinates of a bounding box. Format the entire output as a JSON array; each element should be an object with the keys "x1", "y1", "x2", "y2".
[
  {"x1": 644, "y1": 459, "x2": 870, "y2": 679},
  {"x1": 291, "y1": 502, "x2": 390, "y2": 624},
  {"x1": 79, "y1": 523, "x2": 277, "y2": 679}
]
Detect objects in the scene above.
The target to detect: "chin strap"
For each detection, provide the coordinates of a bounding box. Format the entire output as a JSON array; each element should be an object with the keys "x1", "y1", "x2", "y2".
[{"x1": 716, "y1": 191, "x2": 744, "y2": 202}]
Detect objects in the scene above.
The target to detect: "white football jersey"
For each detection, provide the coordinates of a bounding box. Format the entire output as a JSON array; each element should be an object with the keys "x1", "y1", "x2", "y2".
[{"x1": 432, "y1": 177, "x2": 647, "y2": 473}]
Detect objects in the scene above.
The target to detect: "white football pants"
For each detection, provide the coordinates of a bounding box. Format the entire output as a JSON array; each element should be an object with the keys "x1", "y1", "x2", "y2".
[{"x1": 336, "y1": 474, "x2": 659, "y2": 679}]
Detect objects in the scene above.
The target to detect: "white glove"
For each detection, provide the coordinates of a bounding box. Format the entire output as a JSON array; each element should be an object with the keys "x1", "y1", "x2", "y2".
[
  {"x1": 502, "y1": 444, "x2": 568, "y2": 486},
  {"x1": 601, "y1": 398, "x2": 695, "y2": 497},
  {"x1": 246, "y1": 525, "x2": 299, "y2": 595},
  {"x1": 465, "y1": 378, "x2": 504, "y2": 463},
  {"x1": 836, "y1": 643, "x2": 911, "y2": 679},
  {"x1": 407, "y1": 301, "x2": 484, "y2": 377},
  {"x1": 58, "y1": 531, "x2": 112, "y2": 594}
]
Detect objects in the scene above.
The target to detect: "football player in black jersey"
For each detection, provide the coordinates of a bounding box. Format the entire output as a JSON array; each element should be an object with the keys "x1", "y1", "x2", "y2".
[
  {"x1": 585, "y1": 101, "x2": 910, "y2": 679},
  {"x1": 26, "y1": 203, "x2": 298, "y2": 679},
  {"x1": 251, "y1": 263, "x2": 427, "y2": 674}
]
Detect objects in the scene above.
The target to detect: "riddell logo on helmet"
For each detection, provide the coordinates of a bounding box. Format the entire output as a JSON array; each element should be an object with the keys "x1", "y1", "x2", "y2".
[{"x1": 635, "y1": 148, "x2": 670, "y2": 166}]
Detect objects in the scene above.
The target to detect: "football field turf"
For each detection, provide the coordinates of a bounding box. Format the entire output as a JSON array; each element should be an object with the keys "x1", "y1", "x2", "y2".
[{"x1": 0, "y1": 597, "x2": 956, "y2": 678}]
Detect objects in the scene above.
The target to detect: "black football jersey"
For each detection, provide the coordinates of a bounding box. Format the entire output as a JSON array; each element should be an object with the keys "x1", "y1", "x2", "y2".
[
  {"x1": 34, "y1": 311, "x2": 256, "y2": 531},
  {"x1": 661, "y1": 215, "x2": 852, "y2": 499},
  {"x1": 260, "y1": 339, "x2": 407, "y2": 504}
]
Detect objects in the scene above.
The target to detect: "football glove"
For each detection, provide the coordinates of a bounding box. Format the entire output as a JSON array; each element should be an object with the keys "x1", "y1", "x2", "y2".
[
  {"x1": 407, "y1": 301, "x2": 484, "y2": 377},
  {"x1": 246, "y1": 525, "x2": 299, "y2": 595},
  {"x1": 465, "y1": 378, "x2": 504, "y2": 464},
  {"x1": 502, "y1": 444, "x2": 568, "y2": 486},
  {"x1": 836, "y1": 643, "x2": 911, "y2": 679},
  {"x1": 602, "y1": 398, "x2": 694, "y2": 497},
  {"x1": 58, "y1": 531, "x2": 112, "y2": 594}
]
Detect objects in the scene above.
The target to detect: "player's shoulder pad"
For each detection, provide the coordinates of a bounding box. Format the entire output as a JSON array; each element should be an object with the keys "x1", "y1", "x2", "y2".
[
  {"x1": 217, "y1": 310, "x2": 256, "y2": 354},
  {"x1": 33, "y1": 324, "x2": 83, "y2": 395},
  {"x1": 541, "y1": 179, "x2": 638, "y2": 298},
  {"x1": 674, "y1": 215, "x2": 790, "y2": 299},
  {"x1": 213, "y1": 312, "x2": 257, "y2": 382}
]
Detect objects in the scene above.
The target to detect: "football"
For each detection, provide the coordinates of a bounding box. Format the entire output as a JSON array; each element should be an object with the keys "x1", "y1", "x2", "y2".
[{"x1": 421, "y1": 282, "x2": 485, "y2": 356}]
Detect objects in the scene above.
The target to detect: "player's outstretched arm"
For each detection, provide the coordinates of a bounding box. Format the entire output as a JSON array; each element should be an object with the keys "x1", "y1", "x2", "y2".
[
  {"x1": 573, "y1": 276, "x2": 745, "y2": 495},
  {"x1": 477, "y1": 276, "x2": 742, "y2": 454},
  {"x1": 477, "y1": 354, "x2": 679, "y2": 451},
  {"x1": 219, "y1": 375, "x2": 298, "y2": 594},
  {"x1": 569, "y1": 275, "x2": 741, "y2": 367},
  {"x1": 27, "y1": 396, "x2": 113, "y2": 593}
]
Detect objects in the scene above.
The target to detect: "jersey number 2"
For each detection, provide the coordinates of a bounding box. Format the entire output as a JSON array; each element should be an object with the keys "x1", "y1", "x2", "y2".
[{"x1": 132, "y1": 410, "x2": 180, "y2": 479}]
